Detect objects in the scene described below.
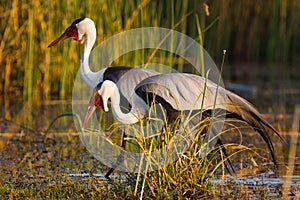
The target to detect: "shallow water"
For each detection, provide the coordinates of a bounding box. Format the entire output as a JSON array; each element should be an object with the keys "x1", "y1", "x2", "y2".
[{"x1": 211, "y1": 172, "x2": 300, "y2": 198}]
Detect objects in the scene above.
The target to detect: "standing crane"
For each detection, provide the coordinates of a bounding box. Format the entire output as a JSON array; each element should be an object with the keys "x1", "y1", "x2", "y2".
[{"x1": 48, "y1": 18, "x2": 160, "y2": 178}]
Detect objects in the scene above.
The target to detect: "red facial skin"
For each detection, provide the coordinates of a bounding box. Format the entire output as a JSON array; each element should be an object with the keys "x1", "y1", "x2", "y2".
[
  {"x1": 93, "y1": 92, "x2": 105, "y2": 111},
  {"x1": 83, "y1": 91, "x2": 105, "y2": 128},
  {"x1": 48, "y1": 23, "x2": 79, "y2": 48}
]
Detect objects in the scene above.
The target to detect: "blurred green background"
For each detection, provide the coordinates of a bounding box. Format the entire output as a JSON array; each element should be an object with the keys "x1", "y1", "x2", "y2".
[{"x1": 1, "y1": 0, "x2": 299, "y2": 129}]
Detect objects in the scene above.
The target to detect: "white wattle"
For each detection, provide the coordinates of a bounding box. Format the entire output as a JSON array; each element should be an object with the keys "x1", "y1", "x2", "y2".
[{"x1": 78, "y1": 18, "x2": 107, "y2": 88}]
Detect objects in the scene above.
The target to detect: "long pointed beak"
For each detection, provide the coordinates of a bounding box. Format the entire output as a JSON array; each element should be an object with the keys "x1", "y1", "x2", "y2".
[
  {"x1": 48, "y1": 31, "x2": 71, "y2": 48},
  {"x1": 82, "y1": 105, "x2": 97, "y2": 129}
]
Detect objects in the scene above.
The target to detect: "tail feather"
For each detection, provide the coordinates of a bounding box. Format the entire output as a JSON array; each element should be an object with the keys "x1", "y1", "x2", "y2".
[{"x1": 225, "y1": 92, "x2": 284, "y2": 166}]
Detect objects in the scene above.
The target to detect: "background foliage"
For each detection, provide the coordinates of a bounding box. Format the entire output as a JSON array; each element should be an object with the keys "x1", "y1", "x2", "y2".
[{"x1": 0, "y1": 0, "x2": 299, "y2": 103}]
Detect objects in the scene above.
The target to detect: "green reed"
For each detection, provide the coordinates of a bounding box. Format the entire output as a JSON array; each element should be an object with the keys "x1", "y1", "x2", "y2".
[{"x1": 1, "y1": 0, "x2": 299, "y2": 107}]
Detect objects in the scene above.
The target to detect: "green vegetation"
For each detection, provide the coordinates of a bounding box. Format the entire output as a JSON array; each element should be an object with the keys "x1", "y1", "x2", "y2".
[{"x1": 1, "y1": 0, "x2": 299, "y2": 105}]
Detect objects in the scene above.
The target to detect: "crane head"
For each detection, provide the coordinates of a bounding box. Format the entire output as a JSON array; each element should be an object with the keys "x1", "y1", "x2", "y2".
[
  {"x1": 48, "y1": 17, "x2": 87, "y2": 48},
  {"x1": 82, "y1": 83, "x2": 105, "y2": 128}
]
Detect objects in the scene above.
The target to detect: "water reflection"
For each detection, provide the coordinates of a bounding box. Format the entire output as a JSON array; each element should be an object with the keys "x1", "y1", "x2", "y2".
[{"x1": 0, "y1": 98, "x2": 75, "y2": 133}]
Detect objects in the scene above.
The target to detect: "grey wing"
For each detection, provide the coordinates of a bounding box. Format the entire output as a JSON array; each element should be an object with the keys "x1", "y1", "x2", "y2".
[
  {"x1": 135, "y1": 73, "x2": 283, "y2": 166},
  {"x1": 116, "y1": 68, "x2": 160, "y2": 104},
  {"x1": 135, "y1": 73, "x2": 227, "y2": 111}
]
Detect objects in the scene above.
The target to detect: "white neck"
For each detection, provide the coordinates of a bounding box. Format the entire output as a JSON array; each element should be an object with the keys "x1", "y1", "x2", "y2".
[
  {"x1": 100, "y1": 80, "x2": 148, "y2": 124},
  {"x1": 78, "y1": 18, "x2": 106, "y2": 88}
]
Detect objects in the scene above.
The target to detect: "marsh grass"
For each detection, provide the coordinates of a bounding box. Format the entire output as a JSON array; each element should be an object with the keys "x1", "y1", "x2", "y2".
[
  {"x1": 1, "y1": 0, "x2": 299, "y2": 107},
  {"x1": 93, "y1": 115, "x2": 270, "y2": 199},
  {"x1": 139, "y1": 119, "x2": 275, "y2": 198}
]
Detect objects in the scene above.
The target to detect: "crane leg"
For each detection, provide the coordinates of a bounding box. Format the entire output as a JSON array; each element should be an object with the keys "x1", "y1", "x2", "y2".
[
  {"x1": 105, "y1": 130, "x2": 127, "y2": 179},
  {"x1": 216, "y1": 138, "x2": 235, "y2": 175}
]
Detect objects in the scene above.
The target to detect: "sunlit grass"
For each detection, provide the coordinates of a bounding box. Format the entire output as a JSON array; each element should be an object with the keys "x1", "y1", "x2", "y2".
[{"x1": 1, "y1": 0, "x2": 299, "y2": 106}]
